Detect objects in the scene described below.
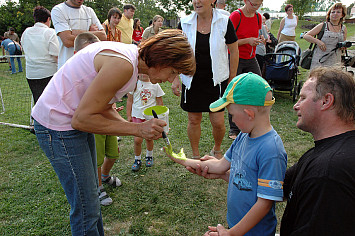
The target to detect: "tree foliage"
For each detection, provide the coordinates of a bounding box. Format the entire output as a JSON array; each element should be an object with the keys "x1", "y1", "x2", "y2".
[
  {"x1": 0, "y1": 0, "x2": 188, "y2": 37},
  {"x1": 286, "y1": 0, "x2": 316, "y2": 19}
]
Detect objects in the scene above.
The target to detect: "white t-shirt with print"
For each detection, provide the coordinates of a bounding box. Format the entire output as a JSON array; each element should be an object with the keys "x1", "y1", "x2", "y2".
[{"x1": 129, "y1": 80, "x2": 165, "y2": 119}]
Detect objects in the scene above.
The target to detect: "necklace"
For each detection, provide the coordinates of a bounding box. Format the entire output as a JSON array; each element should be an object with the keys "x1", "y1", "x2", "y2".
[{"x1": 330, "y1": 21, "x2": 340, "y2": 26}]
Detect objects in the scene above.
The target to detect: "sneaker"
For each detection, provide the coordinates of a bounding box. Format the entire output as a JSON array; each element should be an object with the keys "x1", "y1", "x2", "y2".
[
  {"x1": 131, "y1": 159, "x2": 142, "y2": 171},
  {"x1": 101, "y1": 175, "x2": 122, "y2": 187},
  {"x1": 146, "y1": 156, "x2": 153, "y2": 167},
  {"x1": 99, "y1": 187, "x2": 113, "y2": 206}
]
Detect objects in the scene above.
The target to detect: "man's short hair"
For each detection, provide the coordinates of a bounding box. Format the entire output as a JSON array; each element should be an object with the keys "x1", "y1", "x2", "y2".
[
  {"x1": 33, "y1": 6, "x2": 51, "y2": 23},
  {"x1": 309, "y1": 67, "x2": 355, "y2": 124},
  {"x1": 9, "y1": 27, "x2": 15, "y2": 32},
  {"x1": 216, "y1": 0, "x2": 226, "y2": 4},
  {"x1": 74, "y1": 32, "x2": 100, "y2": 52},
  {"x1": 107, "y1": 7, "x2": 122, "y2": 23},
  {"x1": 123, "y1": 4, "x2": 136, "y2": 11}
]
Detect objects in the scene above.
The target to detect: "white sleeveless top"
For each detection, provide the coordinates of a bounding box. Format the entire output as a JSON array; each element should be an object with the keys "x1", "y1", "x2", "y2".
[
  {"x1": 281, "y1": 15, "x2": 297, "y2": 36},
  {"x1": 32, "y1": 41, "x2": 139, "y2": 131}
]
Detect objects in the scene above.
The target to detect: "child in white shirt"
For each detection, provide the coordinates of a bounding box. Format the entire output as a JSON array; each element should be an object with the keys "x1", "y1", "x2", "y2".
[{"x1": 126, "y1": 75, "x2": 165, "y2": 171}]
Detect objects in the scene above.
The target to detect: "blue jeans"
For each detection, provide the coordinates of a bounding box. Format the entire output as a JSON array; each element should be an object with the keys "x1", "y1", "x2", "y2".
[
  {"x1": 8, "y1": 44, "x2": 23, "y2": 74},
  {"x1": 34, "y1": 120, "x2": 104, "y2": 236}
]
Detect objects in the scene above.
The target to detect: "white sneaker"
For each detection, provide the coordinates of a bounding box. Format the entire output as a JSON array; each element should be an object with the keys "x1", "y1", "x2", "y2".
[{"x1": 99, "y1": 186, "x2": 113, "y2": 206}]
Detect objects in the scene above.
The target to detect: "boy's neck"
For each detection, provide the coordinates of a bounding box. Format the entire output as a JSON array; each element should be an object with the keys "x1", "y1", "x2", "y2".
[{"x1": 249, "y1": 120, "x2": 272, "y2": 138}]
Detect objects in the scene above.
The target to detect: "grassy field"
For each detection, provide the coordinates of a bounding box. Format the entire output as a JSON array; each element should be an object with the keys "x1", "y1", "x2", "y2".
[{"x1": 0, "y1": 20, "x2": 354, "y2": 235}]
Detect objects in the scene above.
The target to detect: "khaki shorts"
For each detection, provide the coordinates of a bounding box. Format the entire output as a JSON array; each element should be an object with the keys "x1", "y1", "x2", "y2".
[
  {"x1": 95, "y1": 134, "x2": 119, "y2": 167},
  {"x1": 279, "y1": 33, "x2": 296, "y2": 43}
]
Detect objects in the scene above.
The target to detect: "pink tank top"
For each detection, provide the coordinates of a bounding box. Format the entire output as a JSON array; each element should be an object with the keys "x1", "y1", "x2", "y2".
[{"x1": 32, "y1": 41, "x2": 139, "y2": 131}]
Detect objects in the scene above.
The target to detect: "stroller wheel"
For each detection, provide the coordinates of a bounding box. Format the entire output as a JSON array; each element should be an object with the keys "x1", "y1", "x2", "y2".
[{"x1": 297, "y1": 81, "x2": 303, "y2": 95}]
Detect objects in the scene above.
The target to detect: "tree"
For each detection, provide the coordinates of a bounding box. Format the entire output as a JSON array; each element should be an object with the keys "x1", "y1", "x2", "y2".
[
  {"x1": 0, "y1": 0, "x2": 184, "y2": 37},
  {"x1": 286, "y1": 0, "x2": 316, "y2": 19},
  {"x1": 314, "y1": 0, "x2": 337, "y2": 11}
]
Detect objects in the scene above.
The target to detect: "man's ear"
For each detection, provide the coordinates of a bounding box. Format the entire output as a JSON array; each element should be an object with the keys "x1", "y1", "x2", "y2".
[
  {"x1": 321, "y1": 93, "x2": 334, "y2": 111},
  {"x1": 244, "y1": 108, "x2": 255, "y2": 120}
]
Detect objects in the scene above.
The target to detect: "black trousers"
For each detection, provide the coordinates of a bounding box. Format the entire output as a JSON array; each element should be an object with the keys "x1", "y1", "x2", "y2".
[
  {"x1": 26, "y1": 76, "x2": 52, "y2": 104},
  {"x1": 229, "y1": 57, "x2": 262, "y2": 133}
]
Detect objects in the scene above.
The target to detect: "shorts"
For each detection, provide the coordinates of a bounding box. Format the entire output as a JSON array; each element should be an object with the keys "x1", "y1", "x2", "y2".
[
  {"x1": 95, "y1": 134, "x2": 119, "y2": 167},
  {"x1": 132, "y1": 117, "x2": 146, "y2": 123},
  {"x1": 279, "y1": 33, "x2": 295, "y2": 43}
]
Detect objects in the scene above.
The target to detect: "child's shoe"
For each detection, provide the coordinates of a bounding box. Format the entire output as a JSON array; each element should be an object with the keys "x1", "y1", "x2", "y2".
[
  {"x1": 146, "y1": 156, "x2": 153, "y2": 167},
  {"x1": 131, "y1": 159, "x2": 142, "y2": 171},
  {"x1": 101, "y1": 175, "x2": 122, "y2": 187},
  {"x1": 99, "y1": 186, "x2": 113, "y2": 206}
]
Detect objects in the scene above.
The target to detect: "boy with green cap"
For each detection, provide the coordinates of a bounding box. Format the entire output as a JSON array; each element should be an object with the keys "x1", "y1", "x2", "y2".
[{"x1": 167, "y1": 72, "x2": 287, "y2": 235}]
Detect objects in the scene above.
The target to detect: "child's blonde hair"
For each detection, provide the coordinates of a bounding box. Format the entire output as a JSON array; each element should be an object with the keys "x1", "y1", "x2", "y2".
[{"x1": 74, "y1": 32, "x2": 100, "y2": 52}]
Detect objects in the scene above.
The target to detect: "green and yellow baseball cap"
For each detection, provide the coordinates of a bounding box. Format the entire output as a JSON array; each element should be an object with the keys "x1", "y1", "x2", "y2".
[{"x1": 210, "y1": 72, "x2": 275, "y2": 112}]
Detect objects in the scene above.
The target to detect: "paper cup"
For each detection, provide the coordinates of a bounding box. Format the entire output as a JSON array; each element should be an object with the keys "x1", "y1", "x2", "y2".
[{"x1": 143, "y1": 105, "x2": 169, "y2": 134}]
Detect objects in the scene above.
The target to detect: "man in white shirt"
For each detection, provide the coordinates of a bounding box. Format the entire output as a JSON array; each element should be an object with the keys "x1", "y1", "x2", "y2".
[
  {"x1": 51, "y1": 0, "x2": 106, "y2": 68},
  {"x1": 216, "y1": 0, "x2": 230, "y2": 17}
]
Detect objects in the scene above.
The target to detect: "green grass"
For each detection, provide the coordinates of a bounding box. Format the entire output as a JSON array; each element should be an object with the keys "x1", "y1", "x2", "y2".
[{"x1": 1, "y1": 23, "x2": 354, "y2": 235}]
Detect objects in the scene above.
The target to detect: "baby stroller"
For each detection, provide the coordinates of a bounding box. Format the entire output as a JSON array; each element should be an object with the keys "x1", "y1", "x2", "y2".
[{"x1": 264, "y1": 41, "x2": 302, "y2": 102}]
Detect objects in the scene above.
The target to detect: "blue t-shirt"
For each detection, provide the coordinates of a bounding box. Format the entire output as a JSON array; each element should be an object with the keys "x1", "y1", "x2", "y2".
[
  {"x1": 225, "y1": 128, "x2": 287, "y2": 236},
  {"x1": 1, "y1": 38, "x2": 12, "y2": 50}
]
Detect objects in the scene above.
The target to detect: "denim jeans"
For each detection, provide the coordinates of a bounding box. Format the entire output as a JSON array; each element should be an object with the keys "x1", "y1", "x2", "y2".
[
  {"x1": 7, "y1": 44, "x2": 23, "y2": 74},
  {"x1": 34, "y1": 120, "x2": 104, "y2": 236}
]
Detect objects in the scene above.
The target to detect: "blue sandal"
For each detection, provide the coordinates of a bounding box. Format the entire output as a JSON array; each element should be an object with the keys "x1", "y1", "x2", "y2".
[
  {"x1": 146, "y1": 156, "x2": 153, "y2": 167},
  {"x1": 132, "y1": 159, "x2": 142, "y2": 171}
]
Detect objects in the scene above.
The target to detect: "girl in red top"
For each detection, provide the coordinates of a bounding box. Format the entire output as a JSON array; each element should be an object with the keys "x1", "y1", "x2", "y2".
[{"x1": 132, "y1": 18, "x2": 143, "y2": 45}]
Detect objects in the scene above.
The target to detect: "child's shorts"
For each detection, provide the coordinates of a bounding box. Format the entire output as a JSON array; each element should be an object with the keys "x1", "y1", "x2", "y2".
[
  {"x1": 95, "y1": 134, "x2": 119, "y2": 167},
  {"x1": 132, "y1": 117, "x2": 146, "y2": 123}
]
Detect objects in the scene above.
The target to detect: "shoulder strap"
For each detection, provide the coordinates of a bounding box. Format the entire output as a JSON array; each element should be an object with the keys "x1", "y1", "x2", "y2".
[
  {"x1": 236, "y1": 10, "x2": 260, "y2": 31},
  {"x1": 308, "y1": 22, "x2": 326, "y2": 50},
  {"x1": 256, "y1": 12, "x2": 260, "y2": 28},
  {"x1": 317, "y1": 22, "x2": 326, "y2": 40},
  {"x1": 235, "y1": 10, "x2": 242, "y2": 31}
]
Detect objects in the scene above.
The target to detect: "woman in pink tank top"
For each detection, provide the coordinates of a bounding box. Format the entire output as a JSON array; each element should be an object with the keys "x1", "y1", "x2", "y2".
[{"x1": 31, "y1": 29, "x2": 195, "y2": 235}]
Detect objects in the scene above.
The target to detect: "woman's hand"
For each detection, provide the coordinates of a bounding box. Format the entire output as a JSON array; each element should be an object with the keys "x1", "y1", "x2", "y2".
[
  {"x1": 171, "y1": 76, "x2": 181, "y2": 96},
  {"x1": 114, "y1": 105, "x2": 124, "y2": 112},
  {"x1": 317, "y1": 41, "x2": 327, "y2": 51},
  {"x1": 139, "y1": 118, "x2": 166, "y2": 140}
]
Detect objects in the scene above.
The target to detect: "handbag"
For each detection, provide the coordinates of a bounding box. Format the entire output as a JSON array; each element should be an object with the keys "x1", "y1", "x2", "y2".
[
  {"x1": 300, "y1": 22, "x2": 326, "y2": 70},
  {"x1": 11, "y1": 39, "x2": 22, "y2": 55},
  {"x1": 300, "y1": 48, "x2": 313, "y2": 69}
]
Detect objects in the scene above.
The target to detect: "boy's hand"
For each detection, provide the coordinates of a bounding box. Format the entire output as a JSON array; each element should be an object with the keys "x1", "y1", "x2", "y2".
[
  {"x1": 186, "y1": 156, "x2": 221, "y2": 180},
  {"x1": 204, "y1": 224, "x2": 229, "y2": 236}
]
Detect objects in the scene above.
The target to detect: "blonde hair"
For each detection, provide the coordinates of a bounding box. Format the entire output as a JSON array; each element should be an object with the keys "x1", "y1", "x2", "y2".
[
  {"x1": 74, "y1": 32, "x2": 100, "y2": 52},
  {"x1": 139, "y1": 29, "x2": 196, "y2": 76},
  {"x1": 152, "y1": 15, "x2": 164, "y2": 26},
  {"x1": 326, "y1": 3, "x2": 347, "y2": 24}
]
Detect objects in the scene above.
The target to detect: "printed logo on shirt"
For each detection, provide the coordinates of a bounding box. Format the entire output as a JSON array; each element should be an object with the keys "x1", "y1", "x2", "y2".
[
  {"x1": 258, "y1": 179, "x2": 283, "y2": 190},
  {"x1": 233, "y1": 172, "x2": 252, "y2": 191},
  {"x1": 140, "y1": 89, "x2": 152, "y2": 105}
]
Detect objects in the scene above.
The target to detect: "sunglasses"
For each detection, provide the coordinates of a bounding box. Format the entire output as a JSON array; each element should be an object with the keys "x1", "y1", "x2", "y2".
[{"x1": 248, "y1": 0, "x2": 262, "y2": 8}]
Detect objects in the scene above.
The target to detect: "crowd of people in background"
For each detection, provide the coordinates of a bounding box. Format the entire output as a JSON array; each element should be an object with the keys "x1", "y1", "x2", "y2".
[{"x1": 0, "y1": 0, "x2": 354, "y2": 235}]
